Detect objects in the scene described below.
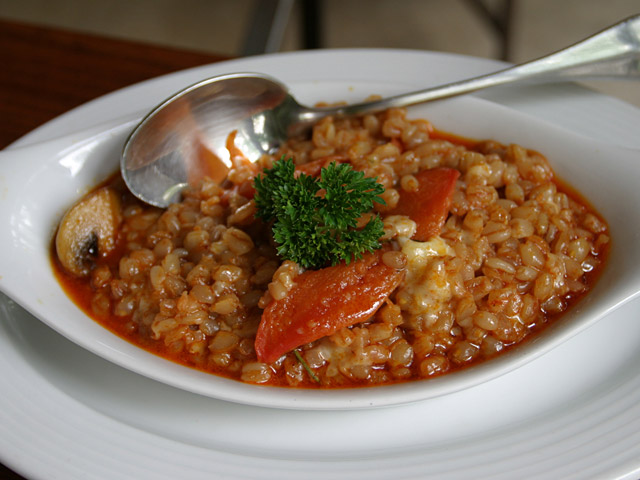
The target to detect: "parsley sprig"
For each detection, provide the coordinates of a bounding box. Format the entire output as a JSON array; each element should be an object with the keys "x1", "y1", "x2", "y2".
[{"x1": 254, "y1": 157, "x2": 386, "y2": 269}]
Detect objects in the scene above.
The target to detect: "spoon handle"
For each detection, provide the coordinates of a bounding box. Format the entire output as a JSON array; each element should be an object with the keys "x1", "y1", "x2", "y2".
[{"x1": 331, "y1": 15, "x2": 640, "y2": 117}]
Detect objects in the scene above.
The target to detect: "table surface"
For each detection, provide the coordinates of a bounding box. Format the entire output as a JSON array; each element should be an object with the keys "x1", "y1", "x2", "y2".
[
  {"x1": 0, "y1": 18, "x2": 227, "y2": 479},
  {"x1": 0, "y1": 19, "x2": 227, "y2": 149}
]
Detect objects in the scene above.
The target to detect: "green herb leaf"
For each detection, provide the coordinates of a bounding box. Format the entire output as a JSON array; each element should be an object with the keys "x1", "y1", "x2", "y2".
[
  {"x1": 253, "y1": 157, "x2": 385, "y2": 269},
  {"x1": 294, "y1": 349, "x2": 320, "y2": 384}
]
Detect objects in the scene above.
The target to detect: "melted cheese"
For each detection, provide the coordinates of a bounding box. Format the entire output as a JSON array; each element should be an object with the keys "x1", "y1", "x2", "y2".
[{"x1": 396, "y1": 236, "x2": 455, "y2": 316}]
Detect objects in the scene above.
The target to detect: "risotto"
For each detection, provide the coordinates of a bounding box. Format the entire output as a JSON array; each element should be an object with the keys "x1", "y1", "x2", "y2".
[{"x1": 52, "y1": 107, "x2": 609, "y2": 388}]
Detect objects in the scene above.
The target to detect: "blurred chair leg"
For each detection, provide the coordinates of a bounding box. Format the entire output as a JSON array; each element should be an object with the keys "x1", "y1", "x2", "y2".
[
  {"x1": 300, "y1": 0, "x2": 322, "y2": 49},
  {"x1": 241, "y1": 0, "x2": 295, "y2": 55},
  {"x1": 464, "y1": 0, "x2": 516, "y2": 61}
]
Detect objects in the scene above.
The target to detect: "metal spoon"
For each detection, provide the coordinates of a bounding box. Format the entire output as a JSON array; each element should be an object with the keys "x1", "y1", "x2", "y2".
[{"x1": 122, "y1": 14, "x2": 640, "y2": 208}]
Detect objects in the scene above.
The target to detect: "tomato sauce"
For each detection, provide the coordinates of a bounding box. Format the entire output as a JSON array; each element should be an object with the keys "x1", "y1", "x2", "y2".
[{"x1": 50, "y1": 124, "x2": 611, "y2": 388}]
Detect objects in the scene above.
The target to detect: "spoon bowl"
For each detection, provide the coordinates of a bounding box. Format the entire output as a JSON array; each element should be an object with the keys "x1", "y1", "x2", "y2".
[
  {"x1": 122, "y1": 14, "x2": 640, "y2": 207},
  {"x1": 121, "y1": 74, "x2": 292, "y2": 206}
]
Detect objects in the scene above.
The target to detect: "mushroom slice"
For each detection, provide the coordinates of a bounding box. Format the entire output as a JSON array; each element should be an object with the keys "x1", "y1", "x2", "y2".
[{"x1": 55, "y1": 186, "x2": 122, "y2": 277}]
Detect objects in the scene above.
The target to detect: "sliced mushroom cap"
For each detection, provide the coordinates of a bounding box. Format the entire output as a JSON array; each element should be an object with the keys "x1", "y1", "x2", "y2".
[{"x1": 55, "y1": 186, "x2": 122, "y2": 277}]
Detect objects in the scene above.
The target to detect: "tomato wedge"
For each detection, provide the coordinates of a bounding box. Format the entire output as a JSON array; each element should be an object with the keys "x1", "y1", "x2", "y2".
[
  {"x1": 293, "y1": 155, "x2": 348, "y2": 178},
  {"x1": 255, "y1": 248, "x2": 405, "y2": 363},
  {"x1": 390, "y1": 167, "x2": 459, "y2": 241}
]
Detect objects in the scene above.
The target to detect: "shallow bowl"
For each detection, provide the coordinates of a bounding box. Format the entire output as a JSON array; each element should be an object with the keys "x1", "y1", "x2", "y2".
[{"x1": 1, "y1": 71, "x2": 639, "y2": 410}]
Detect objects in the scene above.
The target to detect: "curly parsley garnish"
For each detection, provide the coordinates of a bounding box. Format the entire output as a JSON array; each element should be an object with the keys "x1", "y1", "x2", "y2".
[{"x1": 254, "y1": 157, "x2": 386, "y2": 269}]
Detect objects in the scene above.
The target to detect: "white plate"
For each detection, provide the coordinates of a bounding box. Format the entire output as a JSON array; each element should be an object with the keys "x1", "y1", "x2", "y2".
[
  {"x1": 2, "y1": 49, "x2": 640, "y2": 479},
  {"x1": 4, "y1": 87, "x2": 640, "y2": 411}
]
